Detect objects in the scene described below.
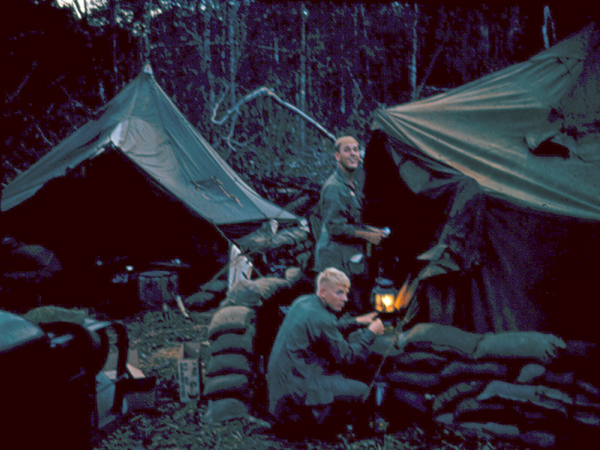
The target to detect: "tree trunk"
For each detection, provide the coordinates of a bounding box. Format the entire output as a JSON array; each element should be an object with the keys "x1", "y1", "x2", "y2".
[
  {"x1": 299, "y1": 3, "x2": 307, "y2": 150},
  {"x1": 203, "y1": 4, "x2": 214, "y2": 109},
  {"x1": 109, "y1": 0, "x2": 118, "y2": 97},
  {"x1": 203, "y1": 5, "x2": 211, "y2": 72},
  {"x1": 229, "y1": 1, "x2": 238, "y2": 106},
  {"x1": 410, "y1": 3, "x2": 419, "y2": 101},
  {"x1": 143, "y1": 0, "x2": 152, "y2": 62}
]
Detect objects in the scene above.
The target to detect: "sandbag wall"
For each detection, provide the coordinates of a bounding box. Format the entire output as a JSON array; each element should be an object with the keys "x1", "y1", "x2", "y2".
[
  {"x1": 376, "y1": 323, "x2": 600, "y2": 448},
  {"x1": 202, "y1": 272, "x2": 300, "y2": 423},
  {"x1": 202, "y1": 305, "x2": 257, "y2": 422}
]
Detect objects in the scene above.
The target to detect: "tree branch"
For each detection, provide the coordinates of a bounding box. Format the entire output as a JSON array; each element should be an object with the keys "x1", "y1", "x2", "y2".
[
  {"x1": 413, "y1": 28, "x2": 451, "y2": 100},
  {"x1": 6, "y1": 61, "x2": 37, "y2": 104},
  {"x1": 211, "y1": 86, "x2": 336, "y2": 142},
  {"x1": 61, "y1": 87, "x2": 95, "y2": 116},
  {"x1": 35, "y1": 123, "x2": 55, "y2": 147}
]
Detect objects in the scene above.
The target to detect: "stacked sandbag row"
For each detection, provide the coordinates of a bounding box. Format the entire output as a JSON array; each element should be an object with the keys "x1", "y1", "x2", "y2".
[
  {"x1": 184, "y1": 279, "x2": 228, "y2": 312},
  {"x1": 379, "y1": 323, "x2": 599, "y2": 447},
  {"x1": 377, "y1": 323, "x2": 484, "y2": 419},
  {"x1": 234, "y1": 221, "x2": 313, "y2": 272},
  {"x1": 202, "y1": 305, "x2": 257, "y2": 414},
  {"x1": 202, "y1": 273, "x2": 296, "y2": 423}
]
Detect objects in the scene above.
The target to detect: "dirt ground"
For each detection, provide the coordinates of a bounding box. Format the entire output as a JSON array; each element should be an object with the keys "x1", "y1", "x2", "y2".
[{"x1": 89, "y1": 307, "x2": 526, "y2": 450}]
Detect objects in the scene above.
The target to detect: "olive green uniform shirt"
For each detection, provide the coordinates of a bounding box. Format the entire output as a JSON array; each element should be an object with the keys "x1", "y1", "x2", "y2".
[
  {"x1": 315, "y1": 166, "x2": 367, "y2": 276},
  {"x1": 267, "y1": 294, "x2": 375, "y2": 417}
]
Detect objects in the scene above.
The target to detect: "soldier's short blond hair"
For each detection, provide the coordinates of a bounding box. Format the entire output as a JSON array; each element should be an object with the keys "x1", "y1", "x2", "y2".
[
  {"x1": 334, "y1": 136, "x2": 359, "y2": 153},
  {"x1": 316, "y1": 267, "x2": 350, "y2": 293}
]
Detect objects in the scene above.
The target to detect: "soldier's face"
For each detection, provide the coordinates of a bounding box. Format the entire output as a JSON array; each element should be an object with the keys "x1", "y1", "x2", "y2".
[
  {"x1": 335, "y1": 143, "x2": 360, "y2": 171},
  {"x1": 319, "y1": 282, "x2": 349, "y2": 312}
]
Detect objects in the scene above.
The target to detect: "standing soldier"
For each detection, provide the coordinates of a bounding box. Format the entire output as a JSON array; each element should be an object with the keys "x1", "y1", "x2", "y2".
[{"x1": 314, "y1": 136, "x2": 388, "y2": 312}]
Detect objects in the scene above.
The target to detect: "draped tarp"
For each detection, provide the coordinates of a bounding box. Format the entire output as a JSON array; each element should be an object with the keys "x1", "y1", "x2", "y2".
[
  {"x1": 371, "y1": 24, "x2": 600, "y2": 221},
  {"x1": 1, "y1": 63, "x2": 298, "y2": 228},
  {"x1": 365, "y1": 25, "x2": 600, "y2": 341},
  {"x1": 1, "y1": 64, "x2": 298, "y2": 301}
]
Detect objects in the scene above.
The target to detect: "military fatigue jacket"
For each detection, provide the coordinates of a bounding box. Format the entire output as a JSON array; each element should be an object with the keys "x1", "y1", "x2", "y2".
[
  {"x1": 315, "y1": 166, "x2": 367, "y2": 275},
  {"x1": 267, "y1": 294, "x2": 376, "y2": 416}
]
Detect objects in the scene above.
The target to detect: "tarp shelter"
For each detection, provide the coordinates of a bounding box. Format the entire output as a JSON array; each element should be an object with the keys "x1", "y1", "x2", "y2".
[
  {"x1": 1, "y1": 64, "x2": 298, "y2": 299},
  {"x1": 365, "y1": 24, "x2": 600, "y2": 341}
]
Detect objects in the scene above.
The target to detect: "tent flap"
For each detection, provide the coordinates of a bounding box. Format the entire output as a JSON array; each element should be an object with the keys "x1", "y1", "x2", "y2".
[{"x1": 365, "y1": 26, "x2": 600, "y2": 341}]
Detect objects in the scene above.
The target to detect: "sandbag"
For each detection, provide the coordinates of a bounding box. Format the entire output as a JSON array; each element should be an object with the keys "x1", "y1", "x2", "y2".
[
  {"x1": 23, "y1": 306, "x2": 88, "y2": 325},
  {"x1": 575, "y1": 393, "x2": 600, "y2": 411},
  {"x1": 577, "y1": 380, "x2": 600, "y2": 399},
  {"x1": 254, "y1": 277, "x2": 291, "y2": 302},
  {"x1": 369, "y1": 333, "x2": 404, "y2": 358},
  {"x1": 477, "y1": 381, "x2": 570, "y2": 414},
  {"x1": 474, "y1": 331, "x2": 566, "y2": 364},
  {"x1": 221, "y1": 279, "x2": 262, "y2": 308},
  {"x1": 203, "y1": 374, "x2": 250, "y2": 399},
  {"x1": 203, "y1": 280, "x2": 229, "y2": 293},
  {"x1": 433, "y1": 381, "x2": 487, "y2": 413},
  {"x1": 401, "y1": 323, "x2": 482, "y2": 358},
  {"x1": 543, "y1": 371, "x2": 575, "y2": 387},
  {"x1": 516, "y1": 363, "x2": 546, "y2": 383},
  {"x1": 270, "y1": 228, "x2": 308, "y2": 247},
  {"x1": 386, "y1": 370, "x2": 441, "y2": 390},
  {"x1": 434, "y1": 413, "x2": 454, "y2": 425},
  {"x1": 454, "y1": 398, "x2": 509, "y2": 422},
  {"x1": 203, "y1": 398, "x2": 249, "y2": 423},
  {"x1": 285, "y1": 267, "x2": 302, "y2": 284},
  {"x1": 520, "y1": 431, "x2": 556, "y2": 449},
  {"x1": 207, "y1": 306, "x2": 256, "y2": 340},
  {"x1": 513, "y1": 406, "x2": 550, "y2": 423},
  {"x1": 462, "y1": 424, "x2": 556, "y2": 449},
  {"x1": 204, "y1": 354, "x2": 252, "y2": 377},
  {"x1": 458, "y1": 421, "x2": 520, "y2": 440},
  {"x1": 391, "y1": 388, "x2": 429, "y2": 414},
  {"x1": 392, "y1": 351, "x2": 447, "y2": 371},
  {"x1": 184, "y1": 291, "x2": 216, "y2": 310},
  {"x1": 210, "y1": 331, "x2": 255, "y2": 356},
  {"x1": 574, "y1": 411, "x2": 600, "y2": 427},
  {"x1": 440, "y1": 361, "x2": 508, "y2": 381},
  {"x1": 513, "y1": 403, "x2": 565, "y2": 426}
]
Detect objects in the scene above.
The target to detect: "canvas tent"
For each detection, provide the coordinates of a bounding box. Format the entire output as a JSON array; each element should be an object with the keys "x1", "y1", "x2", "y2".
[
  {"x1": 364, "y1": 24, "x2": 600, "y2": 341},
  {"x1": 1, "y1": 64, "x2": 298, "y2": 298}
]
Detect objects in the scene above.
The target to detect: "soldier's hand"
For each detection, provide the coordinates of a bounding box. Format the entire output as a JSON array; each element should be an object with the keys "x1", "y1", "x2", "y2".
[
  {"x1": 368, "y1": 318, "x2": 385, "y2": 335},
  {"x1": 355, "y1": 228, "x2": 385, "y2": 245},
  {"x1": 361, "y1": 230, "x2": 384, "y2": 245},
  {"x1": 355, "y1": 311, "x2": 378, "y2": 325}
]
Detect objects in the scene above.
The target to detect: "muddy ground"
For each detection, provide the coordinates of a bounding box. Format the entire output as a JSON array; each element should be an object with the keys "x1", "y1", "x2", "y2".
[{"x1": 87, "y1": 306, "x2": 531, "y2": 450}]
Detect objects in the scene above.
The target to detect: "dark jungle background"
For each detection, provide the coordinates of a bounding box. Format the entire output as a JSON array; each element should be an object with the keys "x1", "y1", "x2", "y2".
[{"x1": 2, "y1": 0, "x2": 597, "y2": 206}]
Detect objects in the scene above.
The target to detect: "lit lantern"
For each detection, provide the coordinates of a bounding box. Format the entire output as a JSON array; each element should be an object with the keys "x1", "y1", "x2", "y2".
[
  {"x1": 394, "y1": 277, "x2": 414, "y2": 311},
  {"x1": 371, "y1": 278, "x2": 399, "y2": 313}
]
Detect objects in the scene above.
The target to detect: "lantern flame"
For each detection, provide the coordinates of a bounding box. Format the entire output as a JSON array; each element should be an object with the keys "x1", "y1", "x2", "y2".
[
  {"x1": 381, "y1": 294, "x2": 395, "y2": 312},
  {"x1": 395, "y1": 277, "x2": 417, "y2": 310}
]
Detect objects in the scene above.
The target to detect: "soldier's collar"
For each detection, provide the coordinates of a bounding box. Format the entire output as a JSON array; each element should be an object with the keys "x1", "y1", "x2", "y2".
[{"x1": 336, "y1": 163, "x2": 356, "y2": 187}]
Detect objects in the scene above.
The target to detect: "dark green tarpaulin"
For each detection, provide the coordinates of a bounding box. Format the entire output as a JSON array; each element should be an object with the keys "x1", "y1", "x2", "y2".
[
  {"x1": 1, "y1": 64, "x2": 298, "y2": 301},
  {"x1": 365, "y1": 25, "x2": 600, "y2": 341},
  {"x1": 1, "y1": 64, "x2": 298, "y2": 228}
]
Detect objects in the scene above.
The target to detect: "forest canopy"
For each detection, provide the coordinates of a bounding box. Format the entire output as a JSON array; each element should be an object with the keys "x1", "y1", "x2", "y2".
[{"x1": 3, "y1": 0, "x2": 597, "y2": 203}]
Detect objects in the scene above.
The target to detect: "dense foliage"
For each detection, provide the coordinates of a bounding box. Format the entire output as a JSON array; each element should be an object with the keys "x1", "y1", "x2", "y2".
[{"x1": 2, "y1": 0, "x2": 596, "y2": 205}]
